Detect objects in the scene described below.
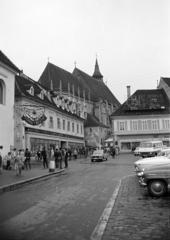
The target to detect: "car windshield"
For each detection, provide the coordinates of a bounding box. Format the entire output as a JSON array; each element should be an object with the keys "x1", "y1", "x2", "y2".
[
  {"x1": 139, "y1": 143, "x2": 152, "y2": 148},
  {"x1": 93, "y1": 150, "x2": 103, "y2": 155}
]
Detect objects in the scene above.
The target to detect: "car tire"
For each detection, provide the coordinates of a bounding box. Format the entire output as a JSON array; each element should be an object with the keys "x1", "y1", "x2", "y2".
[
  {"x1": 91, "y1": 159, "x2": 93, "y2": 162},
  {"x1": 147, "y1": 180, "x2": 167, "y2": 197}
]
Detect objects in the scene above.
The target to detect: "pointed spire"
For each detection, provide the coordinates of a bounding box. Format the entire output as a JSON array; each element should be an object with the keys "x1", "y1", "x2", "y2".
[{"x1": 92, "y1": 56, "x2": 103, "y2": 81}]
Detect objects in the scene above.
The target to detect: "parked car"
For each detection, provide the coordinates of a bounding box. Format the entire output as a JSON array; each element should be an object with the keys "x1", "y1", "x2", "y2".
[
  {"x1": 139, "y1": 163, "x2": 170, "y2": 197},
  {"x1": 138, "y1": 140, "x2": 163, "y2": 158},
  {"x1": 134, "y1": 147, "x2": 140, "y2": 156},
  {"x1": 91, "y1": 150, "x2": 108, "y2": 162},
  {"x1": 134, "y1": 152, "x2": 170, "y2": 177}
]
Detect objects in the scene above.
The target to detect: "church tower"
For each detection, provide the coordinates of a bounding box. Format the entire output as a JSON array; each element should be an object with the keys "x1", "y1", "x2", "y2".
[{"x1": 92, "y1": 58, "x2": 103, "y2": 81}]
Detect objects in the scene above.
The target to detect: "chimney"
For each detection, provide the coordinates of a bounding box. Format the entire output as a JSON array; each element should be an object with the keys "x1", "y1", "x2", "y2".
[{"x1": 127, "y1": 86, "x2": 131, "y2": 99}]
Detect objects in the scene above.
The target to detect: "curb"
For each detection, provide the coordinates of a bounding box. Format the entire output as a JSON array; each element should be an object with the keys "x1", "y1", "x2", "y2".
[
  {"x1": 90, "y1": 174, "x2": 136, "y2": 240},
  {"x1": 0, "y1": 169, "x2": 65, "y2": 193}
]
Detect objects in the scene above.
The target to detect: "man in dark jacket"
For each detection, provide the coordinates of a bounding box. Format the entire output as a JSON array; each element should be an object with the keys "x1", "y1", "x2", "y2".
[
  {"x1": 41, "y1": 147, "x2": 48, "y2": 168},
  {"x1": 25, "y1": 148, "x2": 31, "y2": 169}
]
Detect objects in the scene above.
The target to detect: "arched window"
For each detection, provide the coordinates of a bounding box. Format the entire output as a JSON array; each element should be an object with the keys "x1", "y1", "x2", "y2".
[{"x1": 0, "y1": 79, "x2": 5, "y2": 105}]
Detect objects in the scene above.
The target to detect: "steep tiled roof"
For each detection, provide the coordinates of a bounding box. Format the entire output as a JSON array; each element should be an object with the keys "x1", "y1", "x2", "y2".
[
  {"x1": 15, "y1": 75, "x2": 85, "y2": 121},
  {"x1": 38, "y1": 63, "x2": 83, "y2": 97},
  {"x1": 162, "y1": 77, "x2": 170, "y2": 87},
  {"x1": 73, "y1": 68, "x2": 120, "y2": 106},
  {"x1": 38, "y1": 62, "x2": 120, "y2": 106},
  {"x1": 84, "y1": 113, "x2": 109, "y2": 128},
  {"x1": 0, "y1": 50, "x2": 20, "y2": 73},
  {"x1": 111, "y1": 89, "x2": 170, "y2": 117}
]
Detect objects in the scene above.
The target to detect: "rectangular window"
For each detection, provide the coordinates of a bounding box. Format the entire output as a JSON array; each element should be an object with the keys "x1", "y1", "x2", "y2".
[
  {"x1": 67, "y1": 121, "x2": 70, "y2": 131},
  {"x1": 57, "y1": 117, "x2": 61, "y2": 129},
  {"x1": 132, "y1": 121, "x2": 137, "y2": 130},
  {"x1": 49, "y1": 116, "x2": 54, "y2": 129},
  {"x1": 77, "y1": 123, "x2": 79, "y2": 133},
  {"x1": 72, "y1": 122, "x2": 74, "y2": 132},
  {"x1": 142, "y1": 121, "x2": 147, "y2": 130},
  {"x1": 63, "y1": 119, "x2": 65, "y2": 130},
  {"x1": 165, "y1": 119, "x2": 170, "y2": 129},
  {"x1": 152, "y1": 120, "x2": 157, "y2": 130},
  {"x1": 81, "y1": 125, "x2": 83, "y2": 134},
  {"x1": 120, "y1": 122, "x2": 125, "y2": 131}
]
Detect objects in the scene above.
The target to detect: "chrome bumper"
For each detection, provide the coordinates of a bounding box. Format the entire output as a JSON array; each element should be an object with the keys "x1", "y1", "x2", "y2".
[{"x1": 139, "y1": 178, "x2": 147, "y2": 186}]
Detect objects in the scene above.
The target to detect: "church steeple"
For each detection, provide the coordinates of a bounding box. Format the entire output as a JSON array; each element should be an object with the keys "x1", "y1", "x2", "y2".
[{"x1": 92, "y1": 57, "x2": 103, "y2": 81}]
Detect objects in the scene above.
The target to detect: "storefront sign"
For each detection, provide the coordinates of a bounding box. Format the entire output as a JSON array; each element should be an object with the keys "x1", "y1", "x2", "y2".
[{"x1": 21, "y1": 107, "x2": 47, "y2": 126}]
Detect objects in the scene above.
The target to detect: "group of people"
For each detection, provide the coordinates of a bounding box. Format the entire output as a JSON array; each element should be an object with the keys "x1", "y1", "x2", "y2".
[
  {"x1": 110, "y1": 145, "x2": 120, "y2": 158},
  {"x1": 0, "y1": 147, "x2": 31, "y2": 176}
]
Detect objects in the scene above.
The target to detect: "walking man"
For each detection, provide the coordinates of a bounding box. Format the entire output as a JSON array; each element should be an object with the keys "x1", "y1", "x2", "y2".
[
  {"x1": 41, "y1": 147, "x2": 48, "y2": 168},
  {"x1": 25, "y1": 148, "x2": 31, "y2": 169},
  {"x1": 64, "y1": 149, "x2": 68, "y2": 168}
]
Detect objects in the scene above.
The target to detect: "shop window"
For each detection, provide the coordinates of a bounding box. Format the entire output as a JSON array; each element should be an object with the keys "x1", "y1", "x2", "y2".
[{"x1": 121, "y1": 142, "x2": 131, "y2": 150}]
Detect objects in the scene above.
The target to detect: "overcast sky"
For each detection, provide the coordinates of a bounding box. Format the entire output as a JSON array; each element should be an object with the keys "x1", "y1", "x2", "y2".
[{"x1": 1, "y1": 0, "x2": 170, "y2": 104}]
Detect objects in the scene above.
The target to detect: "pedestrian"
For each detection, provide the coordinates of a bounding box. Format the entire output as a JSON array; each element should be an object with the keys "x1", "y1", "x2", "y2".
[
  {"x1": 64, "y1": 149, "x2": 68, "y2": 168},
  {"x1": 73, "y1": 149, "x2": 78, "y2": 160},
  {"x1": 54, "y1": 148, "x2": 59, "y2": 168},
  {"x1": 37, "y1": 150, "x2": 41, "y2": 161},
  {"x1": 3, "y1": 152, "x2": 12, "y2": 170},
  {"x1": 41, "y1": 147, "x2": 48, "y2": 168},
  {"x1": 115, "y1": 145, "x2": 119, "y2": 158},
  {"x1": 15, "y1": 150, "x2": 23, "y2": 176},
  {"x1": 84, "y1": 147, "x2": 88, "y2": 159},
  {"x1": 58, "y1": 148, "x2": 63, "y2": 169},
  {"x1": 68, "y1": 148, "x2": 72, "y2": 160},
  {"x1": 11, "y1": 148, "x2": 17, "y2": 169},
  {"x1": 25, "y1": 148, "x2": 31, "y2": 169}
]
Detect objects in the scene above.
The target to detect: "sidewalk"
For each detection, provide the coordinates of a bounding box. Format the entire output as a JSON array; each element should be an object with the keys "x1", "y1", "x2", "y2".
[
  {"x1": 102, "y1": 175, "x2": 170, "y2": 240},
  {"x1": 0, "y1": 162, "x2": 65, "y2": 193}
]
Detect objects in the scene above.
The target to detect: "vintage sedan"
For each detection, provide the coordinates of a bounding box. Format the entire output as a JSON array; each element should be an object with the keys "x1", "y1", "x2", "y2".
[
  {"x1": 139, "y1": 163, "x2": 170, "y2": 197},
  {"x1": 91, "y1": 150, "x2": 108, "y2": 162},
  {"x1": 134, "y1": 151, "x2": 170, "y2": 177}
]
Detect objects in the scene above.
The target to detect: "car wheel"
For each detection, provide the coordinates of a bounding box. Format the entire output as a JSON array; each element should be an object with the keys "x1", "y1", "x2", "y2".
[
  {"x1": 91, "y1": 159, "x2": 93, "y2": 162},
  {"x1": 147, "y1": 180, "x2": 167, "y2": 197}
]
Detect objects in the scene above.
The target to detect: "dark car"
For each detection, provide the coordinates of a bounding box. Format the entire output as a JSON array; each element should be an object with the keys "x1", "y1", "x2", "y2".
[
  {"x1": 139, "y1": 163, "x2": 170, "y2": 197},
  {"x1": 91, "y1": 150, "x2": 108, "y2": 162}
]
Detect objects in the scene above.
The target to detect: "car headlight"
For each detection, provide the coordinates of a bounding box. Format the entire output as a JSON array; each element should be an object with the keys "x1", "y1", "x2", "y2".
[{"x1": 138, "y1": 171, "x2": 144, "y2": 176}]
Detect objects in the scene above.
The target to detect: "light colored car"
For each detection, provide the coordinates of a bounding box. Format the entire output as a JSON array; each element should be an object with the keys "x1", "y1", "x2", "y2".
[
  {"x1": 138, "y1": 140, "x2": 163, "y2": 158},
  {"x1": 91, "y1": 150, "x2": 108, "y2": 162},
  {"x1": 134, "y1": 152, "x2": 170, "y2": 176},
  {"x1": 139, "y1": 163, "x2": 170, "y2": 197}
]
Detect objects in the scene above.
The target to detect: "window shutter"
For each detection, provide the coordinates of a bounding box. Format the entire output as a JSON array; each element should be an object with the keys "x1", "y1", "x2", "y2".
[
  {"x1": 125, "y1": 121, "x2": 127, "y2": 130},
  {"x1": 162, "y1": 119, "x2": 165, "y2": 129},
  {"x1": 117, "y1": 121, "x2": 119, "y2": 131},
  {"x1": 130, "y1": 121, "x2": 132, "y2": 130},
  {"x1": 138, "y1": 120, "x2": 142, "y2": 130},
  {"x1": 148, "y1": 120, "x2": 151, "y2": 130}
]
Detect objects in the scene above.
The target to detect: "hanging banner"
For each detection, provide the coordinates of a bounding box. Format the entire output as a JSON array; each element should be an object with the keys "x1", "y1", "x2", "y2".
[{"x1": 21, "y1": 106, "x2": 47, "y2": 126}]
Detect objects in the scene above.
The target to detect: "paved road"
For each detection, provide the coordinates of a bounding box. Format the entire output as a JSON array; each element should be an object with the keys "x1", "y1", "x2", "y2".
[{"x1": 0, "y1": 154, "x2": 135, "y2": 240}]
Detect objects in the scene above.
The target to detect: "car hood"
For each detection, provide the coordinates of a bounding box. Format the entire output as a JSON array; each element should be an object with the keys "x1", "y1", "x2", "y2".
[
  {"x1": 144, "y1": 162, "x2": 170, "y2": 173},
  {"x1": 135, "y1": 156, "x2": 169, "y2": 165}
]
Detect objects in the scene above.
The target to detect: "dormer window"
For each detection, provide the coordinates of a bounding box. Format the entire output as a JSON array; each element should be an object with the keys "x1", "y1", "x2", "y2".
[
  {"x1": 40, "y1": 90, "x2": 44, "y2": 100},
  {"x1": 30, "y1": 86, "x2": 34, "y2": 96}
]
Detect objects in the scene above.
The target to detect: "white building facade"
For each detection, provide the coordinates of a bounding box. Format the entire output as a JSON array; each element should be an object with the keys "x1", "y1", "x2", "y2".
[{"x1": 0, "y1": 51, "x2": 20, "y2": 158}]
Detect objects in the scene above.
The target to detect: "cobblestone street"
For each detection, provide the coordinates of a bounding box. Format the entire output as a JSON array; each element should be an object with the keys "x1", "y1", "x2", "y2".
[{"x1": 102, "y1": 175, "x2": 170, "y2": 240}]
